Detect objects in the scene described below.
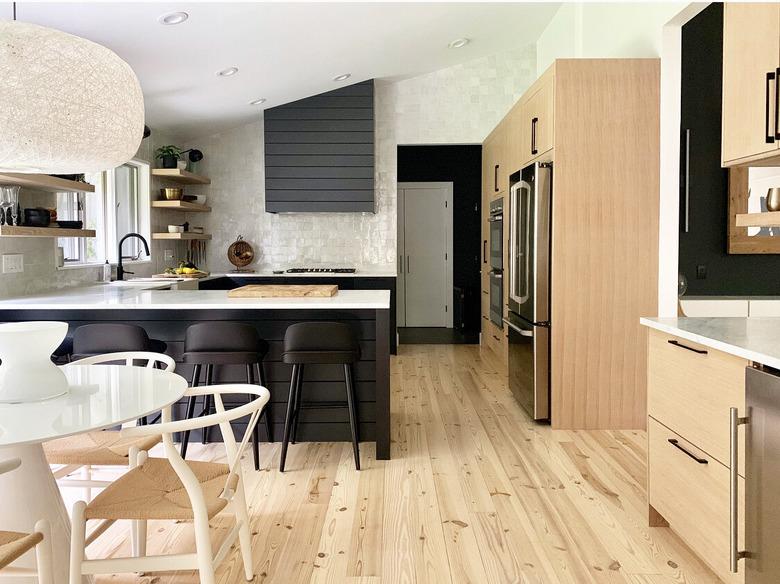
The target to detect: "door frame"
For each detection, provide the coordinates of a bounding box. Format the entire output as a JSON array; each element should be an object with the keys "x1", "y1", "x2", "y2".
[{"x1": 397, "y1": 181, "x2": 454, "y2": 328}]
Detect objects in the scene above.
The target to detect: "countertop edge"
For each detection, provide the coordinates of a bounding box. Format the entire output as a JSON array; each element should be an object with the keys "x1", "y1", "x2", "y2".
[{"x1": 640, "y1": 317, "x2": 780, "y2": 370}]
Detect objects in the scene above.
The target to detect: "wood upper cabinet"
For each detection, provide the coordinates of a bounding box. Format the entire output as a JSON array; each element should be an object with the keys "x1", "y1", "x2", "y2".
[
  {"x1": 524, "y1": 77, "x2": 554, "y2": 163},
  {"x1": 483, "y1": 123, "x2": 509, "y2": 196},
  {"x1": 722, "y1": 3, "x2": 780, "y2": 166}
]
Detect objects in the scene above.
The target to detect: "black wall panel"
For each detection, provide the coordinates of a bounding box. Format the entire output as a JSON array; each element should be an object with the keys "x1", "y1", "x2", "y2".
[{"x1": 264, "y1": 80, "x2": 375, "y2": 213}]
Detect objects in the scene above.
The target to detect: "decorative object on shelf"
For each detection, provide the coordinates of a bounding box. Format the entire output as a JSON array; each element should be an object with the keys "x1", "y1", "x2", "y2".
[
  {"x1": 23, "y1": 208, "x2": 51, "y2": 227},
  {"x1": 193, "y1": 195, "x2": 207, "y2": 205},
  {"x1": 51, "y1": 174, "x2": 86, "y2": 183},
  {"x1": 160, "y1": 187, "x2": 183, "y2": 200},
  {"x1": 6, "y1": 186, "x2": 19, "y2": 226},
  {"x1": 167, "y1": 224, "x2": 185, "y2": 234},
  {"x1": 57, "y1": 221, "x2": 83, "y2": 230},
  {"x1": 0, "y1": 7, "x2": 143, "y2": 173},
  {"x1": 154, "y1": 145, "x2": 183, "y2": 169},
  {"x1": 0, "y1": 321, "x2": 69, "y2": 404},
  {"x1": 181, "y1": 148, "x2": 204, "y2": 173},
  {"x1": 227, "y1": 235, "x2": 255, "y2": 272},
  {"x1": 767, "y1": 188, "x2": 780, "y2": 212}
]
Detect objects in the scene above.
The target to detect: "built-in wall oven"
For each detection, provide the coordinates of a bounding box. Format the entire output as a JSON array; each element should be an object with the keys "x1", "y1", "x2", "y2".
[
  {"x1": 488, "y1": 197, "x2": 504, "y2": 327},
  {"x1": 506, "y1": 162, "x2": 552, "y2": 420}
]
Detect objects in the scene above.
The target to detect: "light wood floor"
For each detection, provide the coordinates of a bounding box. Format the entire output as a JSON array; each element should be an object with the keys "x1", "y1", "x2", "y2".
[{"x1": 83, "y1": 344, "x2": 725, "y2": 583}]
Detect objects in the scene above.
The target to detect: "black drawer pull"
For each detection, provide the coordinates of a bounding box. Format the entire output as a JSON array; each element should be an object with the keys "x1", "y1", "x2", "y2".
[
  {"x1": 667, "y1": 339, "x2": 707, "y2": 354},
  {"x1": 668, "y1": 438, "x2": 708, "y2": 464},
  {"x1": 767, "y1": 71, "x2": 777, "y2": 144}
]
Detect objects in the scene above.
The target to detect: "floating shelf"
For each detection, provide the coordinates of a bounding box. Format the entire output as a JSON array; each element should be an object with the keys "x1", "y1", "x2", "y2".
[
  {"x1": 151, "y1": 169, "x2": 211, "y2": 185},
  {"x1": 0, "y1": 173, "x2": 95, "y2": 193},
  {"x1": 152, "y1": 232, "x2": 212, "y2": 240},
  {"x1": 0, "y1": 225, "x2": 96, "y2": 238},
  {"x1": 151, "y1": 200, "x2": 211, "y2": 213},
  {"x1": 735, "y1": 212, "x2": 780, "y2": 227}
]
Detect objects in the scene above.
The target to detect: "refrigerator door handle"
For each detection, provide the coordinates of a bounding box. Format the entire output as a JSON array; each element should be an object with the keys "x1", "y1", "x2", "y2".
[
  {"x1": 730, "y1": 407, "x2": 748, "y2": 573},
  {"x1": 502, "y1": 318, "x2": 533, "y2": 336}
]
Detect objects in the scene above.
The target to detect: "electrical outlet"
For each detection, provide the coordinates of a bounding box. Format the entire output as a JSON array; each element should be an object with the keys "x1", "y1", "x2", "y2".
[
  {"x1": 2, "y1": 254, "x2": 23, "y2": 274},
  {"x1": 696, "y1": 264, "x2": 707, "y2": 279},
  {"x1": 164, "y1": 249, "x2": 174, "y2": 261}
]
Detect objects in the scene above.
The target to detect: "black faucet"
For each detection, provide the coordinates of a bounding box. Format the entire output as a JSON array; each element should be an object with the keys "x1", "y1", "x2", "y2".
[{"x1": 116, "y1": 233, "x2": 151, "y2": 281}]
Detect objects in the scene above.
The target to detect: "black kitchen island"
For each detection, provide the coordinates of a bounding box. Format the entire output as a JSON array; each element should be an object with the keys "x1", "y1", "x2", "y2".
[{"x1": 0, "y1": 287, "x2": 391, "y2": 459}]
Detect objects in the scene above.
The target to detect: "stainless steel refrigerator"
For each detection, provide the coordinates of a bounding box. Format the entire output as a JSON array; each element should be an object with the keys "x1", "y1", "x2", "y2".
[{"x1": 505, "y1": 162, "x2": 551, "y2": 421}]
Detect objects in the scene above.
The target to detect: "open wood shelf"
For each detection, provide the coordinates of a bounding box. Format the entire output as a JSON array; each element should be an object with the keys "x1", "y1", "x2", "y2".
[
  {"x1": 152, "y1": 232, "x2": 212, "y2": 240},
  {"x1": 151, "y1": 169, "x2": 211, "y2": 185},
  {"x1": 151, "y1": 200, "x2": 211, "y2": 213},
  {"x1": 0, "y1": 173, "x2": 95, "y2": 193},
  {"x1": 0, "y1": 225, "x2": 96, "y2": 238},
  {"x1": 735, "y1": 211, "x2": 780, "y2": 227}
]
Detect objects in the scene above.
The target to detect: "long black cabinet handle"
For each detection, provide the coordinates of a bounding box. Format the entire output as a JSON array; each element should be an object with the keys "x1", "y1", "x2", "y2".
[
  {"x1": 668, "y1": 438, "x2": 708, "y2": 464},
  {"x1": 775, "y1": 67, "x2": 780, "y2": 140},
  {"x1": 531, "y1": 117, "x2": 539, "y2": 155},
  {"x1": 767, "y1": 71, "x2": 776, "y2": 144},
  {"x1": 494, "y1": 164, "x2": 499, "y2": 192},
  {"x1": 483, "y1": 240, "x2": 487, "y2": 263},
  {"x1": 667, "y1": 339, "x2": 707, "y2": 354}
]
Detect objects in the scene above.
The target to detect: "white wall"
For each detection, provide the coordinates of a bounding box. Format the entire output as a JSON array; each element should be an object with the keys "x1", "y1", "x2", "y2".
[
  {"x1": 537, "y1": 2, "x2": 687, "y2": 72},
  {"x1": 183, "y1": 45, "x2": 537, "y2": 273}
]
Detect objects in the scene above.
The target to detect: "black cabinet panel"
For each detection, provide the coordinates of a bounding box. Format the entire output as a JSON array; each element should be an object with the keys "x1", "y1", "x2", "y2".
[{"x1": 264, "y1": 80, "x2": 375, "y2": 213}]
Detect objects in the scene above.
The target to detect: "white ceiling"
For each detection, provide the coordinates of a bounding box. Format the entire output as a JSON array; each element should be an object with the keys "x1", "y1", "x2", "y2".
[{"x1": 2, "y1": 2, "x2": 560, "y2": 140}]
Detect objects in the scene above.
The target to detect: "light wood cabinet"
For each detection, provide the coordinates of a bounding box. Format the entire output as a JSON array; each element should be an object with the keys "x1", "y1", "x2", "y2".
[
  {"x1": 524, "y1": 77, "x2": 554, "y2": 163},
  {"x1": 648, "y1": 418, "x2": 745, "y2": 584},
  {"x1": 722, "y1": 2, "x2": 780, "y2": 166},
  {"x1": 646, "y1": 329, "x2": 748, "y2": 583}
]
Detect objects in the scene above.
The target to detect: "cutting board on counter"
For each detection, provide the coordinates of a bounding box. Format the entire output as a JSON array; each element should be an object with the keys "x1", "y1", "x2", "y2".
[
  {"x1": 153, "y1": 271, "x2": 209, "y2": 279},
  {"x1": 227, "y1": 284, "x2": 338, "y2": 298}
]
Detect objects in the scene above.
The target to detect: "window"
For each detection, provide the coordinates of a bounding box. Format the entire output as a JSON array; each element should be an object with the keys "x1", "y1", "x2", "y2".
[{"x1": 58, "y1": 159, "x2": 150, "y2": 267}]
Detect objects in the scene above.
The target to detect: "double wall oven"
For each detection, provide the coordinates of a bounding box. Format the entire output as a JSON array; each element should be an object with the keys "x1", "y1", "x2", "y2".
[
  {"x1": 506, "y1": 162, "x2": 552, "y2": 421},
  {"x1": 488, "y1": 198, "x2": 503, "y2": 328}
]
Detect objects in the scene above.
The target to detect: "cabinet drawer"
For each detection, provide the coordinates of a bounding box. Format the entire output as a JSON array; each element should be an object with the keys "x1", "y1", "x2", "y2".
[
  {"x1": 647, "y1": 329, "x2": 747, "y2": 474},
  {"x1": 649, "y1": 418, "x2": 744, "y2": 584}
]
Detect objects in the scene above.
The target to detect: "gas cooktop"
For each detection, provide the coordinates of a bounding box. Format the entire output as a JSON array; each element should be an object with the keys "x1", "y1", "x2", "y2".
[{"x1": 285, "y1": 267, "x2": 357, "y2": 274}]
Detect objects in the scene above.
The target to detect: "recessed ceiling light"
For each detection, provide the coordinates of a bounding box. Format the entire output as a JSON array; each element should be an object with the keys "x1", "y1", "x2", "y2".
[
  {"x1": 249, "y1": 98, "x2": 266, "y2": 106},
  {"x1": 448, "y1": 38, "x2": 470, "y2": 49},
  {"x1": 333, "y1": 73, "x2": 351, "y2": 82},
  {"x1": 158, "y1": 12, "x2": 188, "y2": 25},
  {"x1": 217, "y1": 67, "x2": 239, "y2": 77}
]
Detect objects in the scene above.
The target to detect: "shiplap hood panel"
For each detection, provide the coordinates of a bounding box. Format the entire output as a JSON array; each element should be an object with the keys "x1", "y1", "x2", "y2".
[{"x1": 264, "y1": 80, "x2": 375, "y2": 213}]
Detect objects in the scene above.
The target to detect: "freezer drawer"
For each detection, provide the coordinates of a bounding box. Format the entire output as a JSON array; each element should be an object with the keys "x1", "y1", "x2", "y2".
[{"x1": 505, "y1": 314, "x2": 549, "y2": 420}]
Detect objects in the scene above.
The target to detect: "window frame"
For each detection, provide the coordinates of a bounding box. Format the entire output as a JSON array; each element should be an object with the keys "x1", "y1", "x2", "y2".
[{"x1": 57, "y1": 158, "x2": 151, "y2": 269}]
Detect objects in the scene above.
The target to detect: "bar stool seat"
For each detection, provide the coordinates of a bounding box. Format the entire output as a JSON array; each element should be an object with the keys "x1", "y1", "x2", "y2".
[
  {"x1": 179, "y1": 322, "x2": 272, "y2": 471},
  {"x1": 71, "y1": 323, "x2": 167, "y2": 360},
  {"x1": 280, "y1": 322, "x2": 360, "y2": 471}
]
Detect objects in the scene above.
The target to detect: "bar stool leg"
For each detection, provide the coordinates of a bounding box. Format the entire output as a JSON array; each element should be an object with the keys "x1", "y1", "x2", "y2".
[
  {"x1": 246, "y1": 364, "x2": 261, "y2": 471},
  {"x1": 202, "y1": 364, "x2": 214, "y2": 444},
  {"x1": 180, "y1": 364, "x2": 202, "y2": 459},
  {"x1": 291, "y1": 364, "x2": 304, "y2": 444},
  {"x1": 257, "y1": 362, "x2": 273, "y2": 443},
  {"x1": 344, "y1": 363, "x2": 360, "y2": 470},
  {"x1": 280, "y1": 364, "x2": 299, "y2": 472}
]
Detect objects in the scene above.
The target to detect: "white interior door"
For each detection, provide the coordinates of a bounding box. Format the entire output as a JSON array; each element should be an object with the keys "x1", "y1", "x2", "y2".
[{"x1": 398, "y1": 183, "x2": 453, "y2": 327}]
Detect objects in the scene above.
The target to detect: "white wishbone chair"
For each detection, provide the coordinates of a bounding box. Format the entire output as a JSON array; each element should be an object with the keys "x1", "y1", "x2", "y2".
[
  {"x1": 44, "y1": 351, "x2": 176, "y2": 501},
  {"x1": 69, "y1": 383, "x2": 270, "y2": 584},
  {"x1": 0, "y1": 459, "x2": 54, "y2": 584}
]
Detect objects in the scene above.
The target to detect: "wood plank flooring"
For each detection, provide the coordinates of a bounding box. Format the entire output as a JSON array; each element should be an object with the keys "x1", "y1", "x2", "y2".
[{"x1": 82, "y1": 344, "x2": 724, "y2": 583}]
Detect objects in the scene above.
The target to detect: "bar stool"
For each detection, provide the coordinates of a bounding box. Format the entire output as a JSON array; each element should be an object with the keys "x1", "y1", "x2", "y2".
[
  {"x1": 279, "y1": 322, "x2": 361, "y2": 472},
  {"x1": 179, "y1": 322, "x2": 272, "y2": 470},
  {"x1": 71, "y1": 323, "x2": 168, "y2": 361}
]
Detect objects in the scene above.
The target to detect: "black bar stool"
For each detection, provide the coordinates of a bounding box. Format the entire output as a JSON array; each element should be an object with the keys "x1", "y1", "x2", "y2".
[
  {"x1": 72, "y1": 323, "x2": 168, "y2": 360},
  {"x1": 179, "y1": 322, "x2": 272, "y2": 470},
  {"x1": 279, "y1": 322, "x2": 360, "y2": 472}
]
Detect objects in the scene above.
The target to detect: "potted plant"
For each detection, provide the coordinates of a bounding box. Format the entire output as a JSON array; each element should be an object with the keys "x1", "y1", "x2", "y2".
[{"x1": 155, "y1": 145, "x2": 183, "y2": 169}]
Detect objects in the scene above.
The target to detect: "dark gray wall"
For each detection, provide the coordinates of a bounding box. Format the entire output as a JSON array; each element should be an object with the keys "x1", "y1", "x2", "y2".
[
  {"x1": 679, "y1": 3, "x2": 780, "y2": 295},
  {"x1": 264, "y1": 80, "x2": 375, "y2": 213}
]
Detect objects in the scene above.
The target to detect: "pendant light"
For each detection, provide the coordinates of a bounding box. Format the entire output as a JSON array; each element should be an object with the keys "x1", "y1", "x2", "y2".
[{"x1": 0, "y1": 3, "x2": 144, "y2": 173}]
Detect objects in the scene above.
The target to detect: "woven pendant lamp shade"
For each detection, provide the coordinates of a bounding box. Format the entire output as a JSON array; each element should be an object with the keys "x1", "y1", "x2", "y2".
[{"x1": 0, "y1": 20, "x2": 145, "y2": 173}]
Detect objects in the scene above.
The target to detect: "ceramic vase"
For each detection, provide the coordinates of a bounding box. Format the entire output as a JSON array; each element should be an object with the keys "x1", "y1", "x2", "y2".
[{"x1": 0, "y1": 321, "x2": 69, "y2": 404}]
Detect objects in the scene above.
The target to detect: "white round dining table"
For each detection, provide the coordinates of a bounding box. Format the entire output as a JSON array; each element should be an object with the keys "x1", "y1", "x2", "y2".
[{"x1": 0, "y1": 364, "x2": 187, "y2": 584}]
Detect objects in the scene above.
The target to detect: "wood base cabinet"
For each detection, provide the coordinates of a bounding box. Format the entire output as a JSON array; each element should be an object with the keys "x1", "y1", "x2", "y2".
[{"x1": 647, "y1": 329, "x2": 747, "y2": 583}]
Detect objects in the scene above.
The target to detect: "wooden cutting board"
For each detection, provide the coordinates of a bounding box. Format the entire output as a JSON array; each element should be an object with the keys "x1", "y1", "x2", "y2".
[
  {"x1": 153, "y1": 272, "x2": 209, "y2": 279},
  {"x1": 227, "y1": 284, "x2": 338, "y2": 298}
]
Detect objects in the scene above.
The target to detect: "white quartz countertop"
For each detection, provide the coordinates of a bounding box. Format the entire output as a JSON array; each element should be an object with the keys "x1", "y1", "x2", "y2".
[
  {"x1": 641, "y1": 317, "x2": 780, "y2": 369},
  {"x1": 0, "y1": 286, "x2": 391, "y2": 310}
]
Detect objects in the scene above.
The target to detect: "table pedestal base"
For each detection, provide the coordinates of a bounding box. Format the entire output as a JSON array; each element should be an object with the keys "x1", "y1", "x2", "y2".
[{"x1": 0, "y1": 443, "x2": 92, "y2": 584}]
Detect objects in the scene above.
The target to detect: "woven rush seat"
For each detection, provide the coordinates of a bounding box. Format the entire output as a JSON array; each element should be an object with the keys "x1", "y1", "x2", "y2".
[
  {"x1": 0, "y1": 530, "x2": 43, "y2": 570},
  {"x1": 43, "y1": 431, "x2": 161, "y2": 466},
  {"x1": 84, "y1": 457, "x2": 236, "y2": 521}
]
